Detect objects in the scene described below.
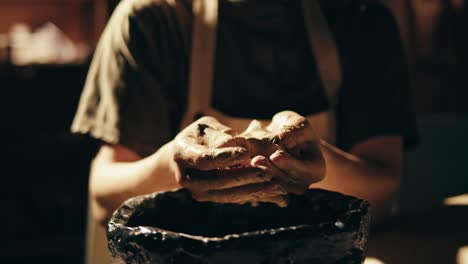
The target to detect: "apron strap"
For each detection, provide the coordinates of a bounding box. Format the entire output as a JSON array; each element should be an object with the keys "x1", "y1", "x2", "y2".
[
  {"x1": 180, "y1": 0, "x2": 342, "y2": 132},
  {"x1": 303, "y1": 0, "x2": 342, "y2": 106},
  {"x1": 180, "y1": 0, "x2": 218, "y2": 130},
  {"x1": 302, "y1": 0, "x2": 342, "y2": 144}
]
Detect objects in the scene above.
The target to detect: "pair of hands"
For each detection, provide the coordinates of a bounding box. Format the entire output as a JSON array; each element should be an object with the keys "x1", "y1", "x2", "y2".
[{"x1": 172, "y1": 111, "x2": 326, "y2": 207}]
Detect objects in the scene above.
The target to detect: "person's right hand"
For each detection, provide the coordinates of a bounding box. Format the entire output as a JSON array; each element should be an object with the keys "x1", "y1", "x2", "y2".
[{"x1": 173, "y1": 116, "x2": 289, "y2": 207}]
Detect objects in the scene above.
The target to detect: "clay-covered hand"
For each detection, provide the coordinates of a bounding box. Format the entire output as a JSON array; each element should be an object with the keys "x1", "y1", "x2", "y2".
[
  {"x1": 173, "y1": 111, "x2": 325, "y2": 207},
  {"x1": 252, "y1": 111, "x2": 326, "y2": 196},
  {"x1": 173, "y1": 117, "x2": 287, "y2": 206}
]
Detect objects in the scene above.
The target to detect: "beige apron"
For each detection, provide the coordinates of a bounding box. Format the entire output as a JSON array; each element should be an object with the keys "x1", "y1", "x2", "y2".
[{"x1": 180, "y1": 0, "x2": 342, "y2": 144}]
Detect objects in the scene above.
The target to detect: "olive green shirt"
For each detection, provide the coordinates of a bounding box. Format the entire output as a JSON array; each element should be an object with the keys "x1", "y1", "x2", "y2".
[{"x1": 72, "y1": 0, "x2": 418, "y2": 157}]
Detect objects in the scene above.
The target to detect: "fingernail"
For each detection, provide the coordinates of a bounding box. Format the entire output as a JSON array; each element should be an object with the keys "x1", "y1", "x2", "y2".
[
  {"x1": 270, "y1": 150, "x2": 286, "y2": 162},
  {"x1": 251, "y1": 156, "x2": 267, "y2": 166}
]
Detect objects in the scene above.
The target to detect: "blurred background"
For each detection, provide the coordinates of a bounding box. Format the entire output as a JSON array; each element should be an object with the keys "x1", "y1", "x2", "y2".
[{"x1": 1, "y1": 0, "x2": 466, "y2": 263}]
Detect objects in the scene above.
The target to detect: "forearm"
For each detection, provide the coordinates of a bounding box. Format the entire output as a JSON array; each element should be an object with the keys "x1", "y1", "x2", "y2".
[
  {"x1": 314, "y1": 141, "x2": 401, "y2": 221},
  {"x1": 90, "y1": 141, "x2": 180, "y2": 224}
]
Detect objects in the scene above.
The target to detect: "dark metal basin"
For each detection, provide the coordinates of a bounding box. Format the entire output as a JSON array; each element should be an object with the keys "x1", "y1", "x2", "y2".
[{"x1": 107, "y1": 189, "x2": 370, "y2": 264}]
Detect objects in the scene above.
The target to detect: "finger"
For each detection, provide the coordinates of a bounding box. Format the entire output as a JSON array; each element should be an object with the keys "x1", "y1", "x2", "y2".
[
  {"x1": 175, "y1": 116, "x2": 251, "y2": 170},
  {"x1": 267, "y1": 111, "x2": 306, "y2": 134},
  {"x1": 250, "y1": 195, "x2": 289, "y2": 208},
  {"x1": 174, "y1": 142, "x2": 250, "y2": 170},
  {"x1": 277, "y1": 122, "x2": 317, "y2": 151},
  {"x1": 183, "y1": 116, "x2": 234, "y2": 136},
  {"x1": 181, "y1": 167, "x2": 273, "y2": 191},
  {"x1": 251, "y1": 155, "x2": 287, "y2": 180},
  {"x1": 251, "y1": 156, "x2": 308, "y2": 194},
  {"x1": 267, "y1": 111, "x2": 317, "y2": 150},
  {"x1": 269, "y1": 150, "x2": 325, "y2": 184},
  {"x1": 177, "y1": 116, "x2": 233, "y2": 148},
  {"x1": 187, "y1": 116, "x2": 240, "y2": 149},
  {"x1": 274, "y1": 178, "x2": 309, "y2": 195},
  {"x1": 191, "y1": 181, "x2": 287, "y2": 204}
]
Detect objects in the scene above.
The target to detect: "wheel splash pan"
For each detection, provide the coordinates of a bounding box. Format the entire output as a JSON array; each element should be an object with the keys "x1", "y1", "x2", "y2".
[{"x1": 107, "y1": 189, "x2": 370, "y2": 264}]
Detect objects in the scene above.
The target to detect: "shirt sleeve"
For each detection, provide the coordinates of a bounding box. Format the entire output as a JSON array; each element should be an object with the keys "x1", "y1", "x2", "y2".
[
  {"x1": 336, "y1": 2, "x2": 419, "y2": 152},
  {"x1": 71, "y1": 0, "x2": 177, "y2": 157}
]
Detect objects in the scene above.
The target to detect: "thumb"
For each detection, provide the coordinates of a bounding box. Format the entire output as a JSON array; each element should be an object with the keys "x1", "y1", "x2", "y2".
[{"x1": 269, "y1": 150, "x2": 325, "y2": 184}]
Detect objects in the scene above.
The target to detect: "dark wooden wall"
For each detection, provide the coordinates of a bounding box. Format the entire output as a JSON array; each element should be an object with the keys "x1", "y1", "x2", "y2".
[
  {"x1": 0, "y1": 1, "x2": 108, "y2": 262},
  {"x1": 1, "y1": 65, "x2": 99, "y2": 263}
]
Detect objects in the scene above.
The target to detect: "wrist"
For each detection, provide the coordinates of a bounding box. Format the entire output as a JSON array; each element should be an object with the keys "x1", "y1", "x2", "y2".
[{"x1": 142, "y1": 141, "x2": 181, "y2": 193}]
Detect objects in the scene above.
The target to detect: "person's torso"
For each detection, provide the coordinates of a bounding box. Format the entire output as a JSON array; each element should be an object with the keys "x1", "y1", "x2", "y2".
[
  {"x1": 212, "y1": 0, "x2": 329, "y2": 119},
  {"x1": 128, "y1": 0, "x2": 373, "y2": 146}
]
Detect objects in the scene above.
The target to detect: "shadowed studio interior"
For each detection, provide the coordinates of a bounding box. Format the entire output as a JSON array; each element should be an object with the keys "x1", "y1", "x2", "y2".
[{"x1": 2, "y1": 0, "x2": 467, "y2": 263}]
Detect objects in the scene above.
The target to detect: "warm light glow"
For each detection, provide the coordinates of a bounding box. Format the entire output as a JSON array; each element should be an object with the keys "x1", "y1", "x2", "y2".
[
  {"x1": 444, "y1": 194, "x2": 468, "y2": 206},
  {"x1": 458, "y1": 246, "x2": 468, "y2": 264},
  {"x1": 365, "y1": 257, "x2": 385, "y2": 264}
]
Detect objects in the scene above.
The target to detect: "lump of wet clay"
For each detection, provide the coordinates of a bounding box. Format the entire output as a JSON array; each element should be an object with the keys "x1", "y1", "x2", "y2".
[
  {"x1": 107, "y1": 189, "x2": 370, "y2": 264},
  {"x1": 173, "y1": 111, "x2": 325, "y2": 207},
  {"x1": 174, "y1": 111, "x2": 322, "y2": 171}
]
